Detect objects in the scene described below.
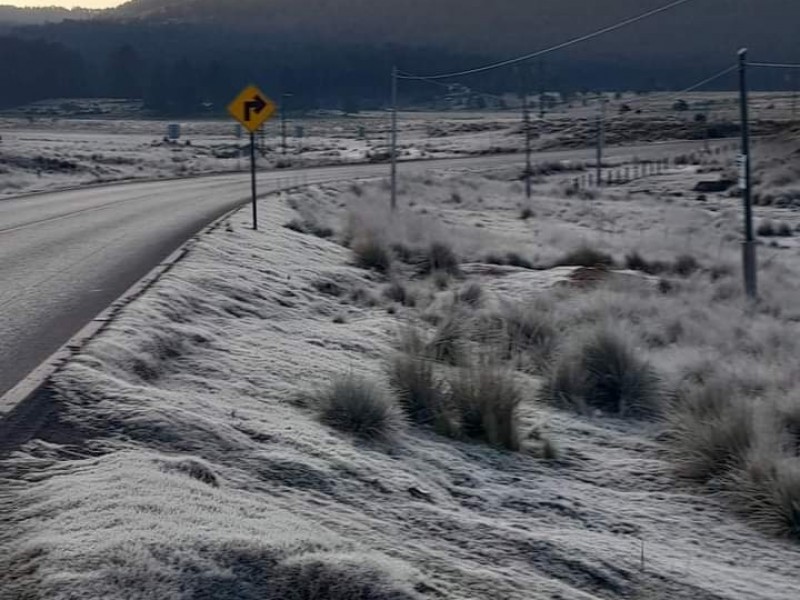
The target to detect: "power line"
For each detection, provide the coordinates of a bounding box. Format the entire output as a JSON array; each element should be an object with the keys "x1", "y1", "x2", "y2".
[
  {"x1": 398, "y1": 0, "x2": 697, "y2": 81},
  {"x1": 598, "y1": 64, "x2": 737, "y2": 123},
  {"x1": 748, "y1": 62, "x2": 800, "y2": 70}
]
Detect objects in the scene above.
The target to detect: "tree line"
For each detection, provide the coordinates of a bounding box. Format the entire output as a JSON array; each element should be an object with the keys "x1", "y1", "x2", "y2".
[{"x1": 0, "y1": 19, "x2": 776, "y2": 116}]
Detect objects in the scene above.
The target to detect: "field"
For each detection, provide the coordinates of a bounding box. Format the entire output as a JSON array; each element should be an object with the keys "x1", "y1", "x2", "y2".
[
  {"x1": 1, "y1": 114, "x2": 799, "y2": 599},
  {"x1": 1, "y1": 91, "x2": 796, "y2": 198}
]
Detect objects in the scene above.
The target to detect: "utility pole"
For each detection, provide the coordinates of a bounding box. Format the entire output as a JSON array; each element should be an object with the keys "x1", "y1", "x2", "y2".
[
  {"x1": 738, "y1": 48, "x2": 757, "y2": 300},
  {"x1": 596, "y1": 97, "x2": 606, "y2": 186},
  {"x1": 519, "y1": 67, "x2": 533, "y2": 200},
  {"x1": 390, "y1": 66, "x2": 399, "y2": 211}
]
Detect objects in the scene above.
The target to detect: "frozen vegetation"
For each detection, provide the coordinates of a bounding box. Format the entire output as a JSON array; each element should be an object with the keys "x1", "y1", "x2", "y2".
[
  {"x1": 1, "y1": 91, "x2": 796, "y2": 199},
  {"x1": 1, "y1": 127, "x2": 800, "y2": 599}
]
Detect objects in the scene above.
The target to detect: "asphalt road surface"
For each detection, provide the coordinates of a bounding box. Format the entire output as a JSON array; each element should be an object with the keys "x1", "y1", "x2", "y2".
[{"x1": 0, "y1": 140, "x2": 719, "y2": 398}]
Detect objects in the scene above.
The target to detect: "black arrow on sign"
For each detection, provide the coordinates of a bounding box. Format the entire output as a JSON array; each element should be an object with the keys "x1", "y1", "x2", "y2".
[{"x1": 244, "y1": 95, "x2": 267, "y2": 122}]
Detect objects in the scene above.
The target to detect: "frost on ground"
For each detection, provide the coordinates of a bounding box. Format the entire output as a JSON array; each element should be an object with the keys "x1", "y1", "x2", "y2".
[
  {"x1": 1, "y1": 92, "x2": 795, "y2": 199},
  {"x1": 1, "y1": 151, "x2": 800, "y2": 599}
]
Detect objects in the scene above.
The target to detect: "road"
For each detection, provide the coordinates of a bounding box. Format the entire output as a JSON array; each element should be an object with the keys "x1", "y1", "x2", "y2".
[{"x1": 0, "y1": 139, "x2": 718, "y2": 399}]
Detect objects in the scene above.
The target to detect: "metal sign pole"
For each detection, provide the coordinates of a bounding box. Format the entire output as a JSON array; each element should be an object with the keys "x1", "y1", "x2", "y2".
[{"x1": 250, "y1": 131, "x2": 258, "y2": 231}]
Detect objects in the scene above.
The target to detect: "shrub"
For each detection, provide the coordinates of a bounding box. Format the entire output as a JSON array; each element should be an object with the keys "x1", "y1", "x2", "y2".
[
  {"x1": 458, "y1": 282, "x2": 483, "y2": 307},
  {"x1": 672, "y1": 254, "x2": 700, "y2": 277},
  {"x1": 484, "y1": 251, "x2": 534, "y2": 269},
  {"x1": 448, "y1": 363, "x2": 522, "y2": 450},
  {"x1": 624, "y1": 252, "x2": 668, "y2": 275},
  {"x1": 505, "y1": 252, "x2": 535, "y2": 270},
  {"x1": 520, "y1": 206, "x2": 534, "y2": 220},
  {"x1": 387, "y1": 352, "x2": 458, "y2": 437},
  {"x1": 557, "y1": 246, "x2": 615, "y2": 269},
  {"x1": 666, "y1": 380, "x2": 755, "y2": 481},
  {"x1": 384, "y1": 280, "x2": 415, "y2": 306},
  {"x1": 757, "y1": 220, "x2": 776, "y2": 237},
  {"x1": 353, "y1": 236, "x2": 392, "y2": 273},
  {"x1": 501, "y1": 304, "x2": 558, "y2": 374},
  {"x1": 284, "y1": 217, "x2": 334, "y2": 239},
  {"x1": 319, "y1": 374, "x2": 403, "y2": 439},
  {"x1": 429, "y1": 316, "x2": 465, "y2": 366},
  {"x1": 272, "y1": 552, "x2": 420, "y2": 600},
  {"x1": 777, "y1": 222, "x2": 793, "y2": 237},
  {"x1": 426, "y1": 241, "x2": 461, "y2": 276},
  {"x1": 541, "y1": 330, "x2": 660, "y2": 418},
  {"x1": 725, "y1": 452, "x2": 800, "y2": 539}
]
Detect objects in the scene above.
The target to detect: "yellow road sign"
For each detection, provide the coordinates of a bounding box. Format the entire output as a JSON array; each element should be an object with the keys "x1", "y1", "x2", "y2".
[{"x1": 227, "y1": 85, "x2": 276, "y2": 133}]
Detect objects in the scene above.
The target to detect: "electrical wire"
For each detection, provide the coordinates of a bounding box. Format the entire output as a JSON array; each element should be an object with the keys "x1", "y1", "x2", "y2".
[
  {"x1": 596, "y1": 64, "x2": 737, "y2": 123},
  {"x1": 398, "y1": 0, "x2": 698, "y2": 81},
  {"x1": 748, "y1": 62, "x2": 800, "y2": 70}
]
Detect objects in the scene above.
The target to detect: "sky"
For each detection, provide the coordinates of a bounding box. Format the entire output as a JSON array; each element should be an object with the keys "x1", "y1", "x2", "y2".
[{"x1": 5, "y1": 1, "x2": 124, "y2": 7}]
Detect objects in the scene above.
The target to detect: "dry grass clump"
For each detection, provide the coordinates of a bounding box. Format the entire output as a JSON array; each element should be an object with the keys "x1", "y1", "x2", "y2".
[
  {"x1": 726, "y1": 453, "x2": 800, "y2": 539},
  {"x1": 541, "y1": 329, "x2": 660, "y2": 419},
  {"x1": 352, "y1": 236, "x2": 392, "y2": 273},
  {"x1": 429, "y1": 316, "x2": 466, "y2": 366},
  {"x1": 271, "y1": 552, "x2": 422, "y2": 600},
  {"x1": 758, "y1": 220, "x2": 794, "y2": 238},
  {"x1": 387, "y1": 327, "x2": 523, "y2": 449},
  {"x1": 319, "y1": 374, "x2": 404, "y2": 440},
  {"x1": 419, "y1": 241, "x2": 461, "y2": 276},
  {"x1": 387, "y1": 352, "x2": 458, "y2": 437},
  {"x1": 458, "y1": 282, "x2": 483, "y2": 307},
  {"x1": 284, "y1": 217, "x2": 335, "y2": 239},
  {"x1": 624, "y1": 251, "x2": 669, "y2": 275},
  {"x1": 497, "y1": 303, "x2": 558, "y2": 374},
  {"x1": 672, "y1": 254, "x2": 700, "y2": 277},
  {"x1": 667, "y1": 376, "x2": 800, "y2": 538},
  {"x1": 666, "y1": 380, "x2": 756, "y2": 481},
  {"x1": 625, "y1": 252, "x2": 700, "y2": 277},
  {"x1": 556, "y1": 246, "x2": 615, "y2": 269},
  {"x1": 484, "y1": 251, "x2": 535, "y2": 270},
  {"x1": 447, "y1": 362, "x2": 522, "y2": 450},
  {"x1": 383, "y1": 280, "x2": 416, "y2": 306}
]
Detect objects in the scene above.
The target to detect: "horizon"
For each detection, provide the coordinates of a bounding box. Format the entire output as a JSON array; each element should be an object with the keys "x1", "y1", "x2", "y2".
[{"x1": 3, "y1": 1, "x2": 124, "y2": 8}]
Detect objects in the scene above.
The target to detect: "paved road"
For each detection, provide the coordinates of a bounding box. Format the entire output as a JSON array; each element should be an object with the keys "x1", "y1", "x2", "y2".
[{"x1": 0, "y1": 139, "x2": 719, "y2": 398}]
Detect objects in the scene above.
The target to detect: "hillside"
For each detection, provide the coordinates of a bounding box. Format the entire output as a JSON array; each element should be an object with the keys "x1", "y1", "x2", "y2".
[
  {"x1": 0, "y1": 5, "x2": 96, "y2": 27},
  {"x1": 110, "y1": 0, "x2": 800, "y2": 64}
]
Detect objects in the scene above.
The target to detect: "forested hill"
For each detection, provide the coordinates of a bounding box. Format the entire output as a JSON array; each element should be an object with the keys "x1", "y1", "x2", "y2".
[
  {"x1": 109, "y1": 0, "x2": 800, "y2": 64},
  {"x1": 0, "y1": 5, "x2": 96, "y2": 27},
  {"x1": 1, "y1": 0, "x2": 798, "y2": 115}
]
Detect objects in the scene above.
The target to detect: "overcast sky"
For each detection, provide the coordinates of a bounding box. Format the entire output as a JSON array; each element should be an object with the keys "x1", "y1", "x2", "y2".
[{"x1": 5, "y1": 1, "x2": 123, "y2": 7}]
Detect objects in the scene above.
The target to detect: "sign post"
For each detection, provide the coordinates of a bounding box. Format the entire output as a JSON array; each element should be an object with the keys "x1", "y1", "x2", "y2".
[{"x1": 227, "y1": 85, "x2": 277, "y2": 230}]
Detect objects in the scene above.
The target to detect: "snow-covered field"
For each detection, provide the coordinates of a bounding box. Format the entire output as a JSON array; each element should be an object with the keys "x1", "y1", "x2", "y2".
[
  {"x1": 1, "y1": 133, "x2": 799, "y2": 599},
  {"x1": 1, "y1": 91, "x2": 795, "y2": 199}
]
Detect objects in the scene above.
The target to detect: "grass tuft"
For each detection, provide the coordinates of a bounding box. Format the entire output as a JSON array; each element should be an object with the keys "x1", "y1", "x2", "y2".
[
  {"x1": 500, "y1": 303, "x2": 558, "y2": 374},
  {"x1": 429, "y1": 316, "x2": 466, "y2": 366},
  {"x1": 672, "y1": 254, "x2": 700, "y2": 277},
  {"x1": 666, "y1": 380, "x2": 756, "y2": 482},
  {"x1": 272, "y1": 552, "x2": 421, "y2": 600},
  {"x1": 726, "y1": 453, "x2": 800, "y2": 539},
  {"x1": 541, "y1": 329, "x2": 660, "y2": 418},
  {"x1": 319, "y1": 374, "x2": 404, "y2": 440},
  {"x1": 353, "y1": 236, "x2": 392, "y2": 273},
  {"x1": 387, "y1": 351, "x2": 458, "y2": 437},
  {"x1": 557, "y1": 246, "x2": 615, "y2": 269},
  {"x1": 458, "y1": 282, "x2": 484, "y2": 307},
  {"x1": 448, "y1": 362, "x2": 522, "y2": 450}
]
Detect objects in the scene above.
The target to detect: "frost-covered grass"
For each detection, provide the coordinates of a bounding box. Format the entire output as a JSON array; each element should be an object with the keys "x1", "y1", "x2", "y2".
[{"x1": 2, "y1": 152, "x2": 800, "y2": 599}]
